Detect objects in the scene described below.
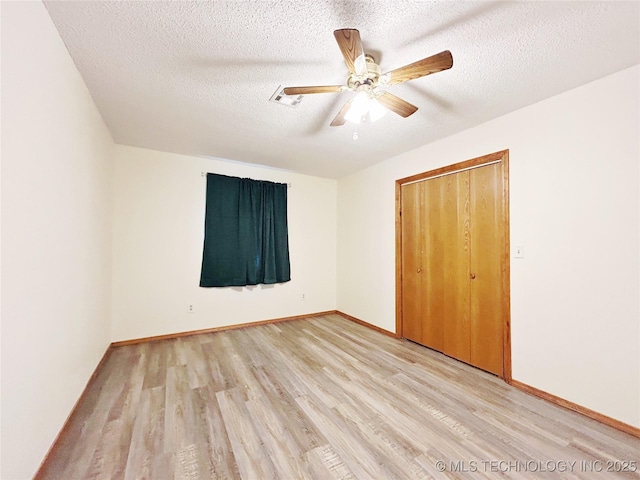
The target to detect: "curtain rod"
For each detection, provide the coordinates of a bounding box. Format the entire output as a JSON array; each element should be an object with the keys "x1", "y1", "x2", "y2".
[{"x1": 201, "y1": 172, "x2": 291, "y2": 188}]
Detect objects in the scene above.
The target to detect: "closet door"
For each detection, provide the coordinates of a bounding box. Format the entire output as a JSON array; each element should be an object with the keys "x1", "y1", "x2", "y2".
[
  {"x1": 402, "y1": 173, "x2": 467, "y2": 356},
  {"x1": 441, "y1": 171, "x2": 471, "y2": 363},
  {"x1": 421, "y1": 176, "x2": 446, "y2": 352},
  {"x1": 469, "y1": 162, "x2": 504, "y2": 376},
  {"x1": 400, "y1": 182, "x2": 424, "y2": 345},
  {"x1": 399, "y1": 155, "x2": 508, "y2": 378}
]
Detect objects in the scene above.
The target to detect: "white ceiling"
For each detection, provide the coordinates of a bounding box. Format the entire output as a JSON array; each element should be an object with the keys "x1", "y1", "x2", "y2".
[{"x1": 44, "y1": 1, "x2": 639, "y2": 179}]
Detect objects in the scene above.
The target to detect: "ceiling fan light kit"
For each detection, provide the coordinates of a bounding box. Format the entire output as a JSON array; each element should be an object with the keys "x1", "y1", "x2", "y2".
[{"x1": 281, "y1": 29, "x2": 453, "y2": 128}]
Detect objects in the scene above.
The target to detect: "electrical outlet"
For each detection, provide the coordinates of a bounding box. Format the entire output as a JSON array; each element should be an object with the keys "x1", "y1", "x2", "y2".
[
  {"x1": 514, "y1": 246, "x2": 524, "y2": 258},
  {"x1": 187, "y1": 304, "x2": 195, "y2": 313},
  {"x1": 301, "y1": 293, "x2": 305, "y2": 301}
]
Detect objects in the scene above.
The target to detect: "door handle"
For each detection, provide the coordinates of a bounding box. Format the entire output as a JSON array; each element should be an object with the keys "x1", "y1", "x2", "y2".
[
  {"x1": 470, "y1": 273, "x2": 476, "y2": 279},
  {"x1": 417, "y1": 268, "x2": 422, "y2": 273}
]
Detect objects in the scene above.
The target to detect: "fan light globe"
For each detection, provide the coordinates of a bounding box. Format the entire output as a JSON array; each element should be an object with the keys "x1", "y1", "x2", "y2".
[
  {"x1": 368, "y1": 99, "x2": 387, "y2": 122},
  {"x1": 345, "y1": 92, "x2": 388, "y2": 124}
]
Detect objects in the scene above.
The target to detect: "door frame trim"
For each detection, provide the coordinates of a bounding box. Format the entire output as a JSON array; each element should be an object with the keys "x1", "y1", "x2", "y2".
[{"x1": 395, "y1": 149, "x2": 511, "y2": 381}]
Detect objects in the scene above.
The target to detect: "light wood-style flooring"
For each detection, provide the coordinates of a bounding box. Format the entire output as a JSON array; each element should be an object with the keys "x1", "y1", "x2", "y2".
[{"x1": 37, "y1": 314, "x2": 639, "y2": 479}]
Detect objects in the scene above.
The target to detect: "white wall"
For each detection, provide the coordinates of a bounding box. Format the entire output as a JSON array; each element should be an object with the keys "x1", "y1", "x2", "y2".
[
  {"x1": 337, "y1": 66, "x2": 640, "y2": 427},
  {"x1": 1, "y1": 2, "x2": 115, "y2": 479},
  {"x1": 111, "y1": 145, "x2": 337, "y2": 341}
]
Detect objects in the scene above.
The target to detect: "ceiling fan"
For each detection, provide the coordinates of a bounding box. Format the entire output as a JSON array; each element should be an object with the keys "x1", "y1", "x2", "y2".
[{"x1": 283, "y1": 29, "x2": 453, "y2": 127}]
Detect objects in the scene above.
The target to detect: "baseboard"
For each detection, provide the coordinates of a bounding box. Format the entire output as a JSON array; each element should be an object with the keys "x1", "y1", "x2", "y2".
[
  {"x1": 335, "y1": 310, "x2": 396, "y2": 337},
  {"x1": 509, "y1": 379, "x2": 640, "y2": 438},
  {"x1": 111, "y1": 310, "x2": 396, "y2": 347},
  {"x1": 33, "y1": 344, "x2": 113, "y2": 480},
  {"x1": 110, "y1": 310, "x2": 337, "y2": 347}
]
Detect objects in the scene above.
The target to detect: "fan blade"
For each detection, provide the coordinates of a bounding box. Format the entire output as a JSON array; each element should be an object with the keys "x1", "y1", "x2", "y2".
[
  {"x1": 334, "y1": 29, "x2": 367, "y2": 76},
  {"x1": 330, "y1": 98, "x2": 354, "y2": 126},
  {"x1": 384, "y1": 50, "x2": 453, "y2": 86},
  {"x1": 377, "y1": 92, "x2": 418, "y2": 117},
  {"x1": 283, "y1": 85, "x2": 344, "y2": 95}
]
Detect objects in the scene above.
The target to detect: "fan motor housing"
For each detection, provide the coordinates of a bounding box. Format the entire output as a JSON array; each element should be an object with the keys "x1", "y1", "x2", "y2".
[{"x1": 347, "y1": 54, "x2": 381, "y2": 90}]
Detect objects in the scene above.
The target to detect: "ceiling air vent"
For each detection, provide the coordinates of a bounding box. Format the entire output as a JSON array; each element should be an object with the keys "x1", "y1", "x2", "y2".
[{"x1": 270, "y1": 85, "x2": 303, "y2": 108}]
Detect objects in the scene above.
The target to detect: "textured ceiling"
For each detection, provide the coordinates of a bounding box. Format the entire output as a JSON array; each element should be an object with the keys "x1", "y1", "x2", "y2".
[{"x1": 44, "y1": 1, "x2": 639, "y2": 179}]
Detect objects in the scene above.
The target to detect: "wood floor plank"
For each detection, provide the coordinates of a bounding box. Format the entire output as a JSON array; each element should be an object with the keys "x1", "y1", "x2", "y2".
[
  {"x1": 36, "y1": 315, "x2": 640, "y2": 480},
  {"x1": 245, "y1": 394, "x2": 314, "y2": 480},
  {"x1": 164, "y1": 365, "x2": 197, "y2": 454},
  {"x1": 295, "y1": 395, "x2": 380, "y2": 480},
  {"x1": 304, "y1": 444, "x2": 356, "y2": 480},
  {"x1": 250, "y1": 365, "x2": 324, "y2": 452},
  {"x1": 216, "y1": 388, "x2": 278, "y2": 479},
  {"x1": 142, "y1": 343, "x2": 167, "y2": 390},
  {"x1": 192, "y1": 384, "x2": 240, "y2": 479},
  {"x1": 123, "y1": 386, "x2": 165, "y2": 480}
]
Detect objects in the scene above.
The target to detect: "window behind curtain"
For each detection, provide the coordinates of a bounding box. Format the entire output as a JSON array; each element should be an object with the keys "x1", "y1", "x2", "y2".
[{"x1": 199, "y1": 173, "x2": 291, "y2": 287}]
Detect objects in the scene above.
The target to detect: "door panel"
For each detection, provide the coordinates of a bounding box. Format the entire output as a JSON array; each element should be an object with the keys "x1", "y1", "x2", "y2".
[
  {"x1": 401, "y1": 182, "x2": 423, "y2": 344},
  {"x1": 422, "y1": 177, "x2": 446, "y2": 352},
  {"x1": 469, "y1": 163, "x2": 503, "y2": 376},
  {"x1": 442, "y1": 171, "x2": 471, "y2": 363}
]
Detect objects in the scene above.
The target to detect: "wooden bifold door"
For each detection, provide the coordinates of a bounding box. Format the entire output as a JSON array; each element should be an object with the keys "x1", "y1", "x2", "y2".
[{"x1": 397, "y1": 151, "x2": 510, "y2": 378}]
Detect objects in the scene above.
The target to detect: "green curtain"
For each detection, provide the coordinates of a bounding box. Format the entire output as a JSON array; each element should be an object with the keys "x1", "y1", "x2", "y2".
[{"x1": 199, "y1": 173, "x2": 291, "y2": 287}]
